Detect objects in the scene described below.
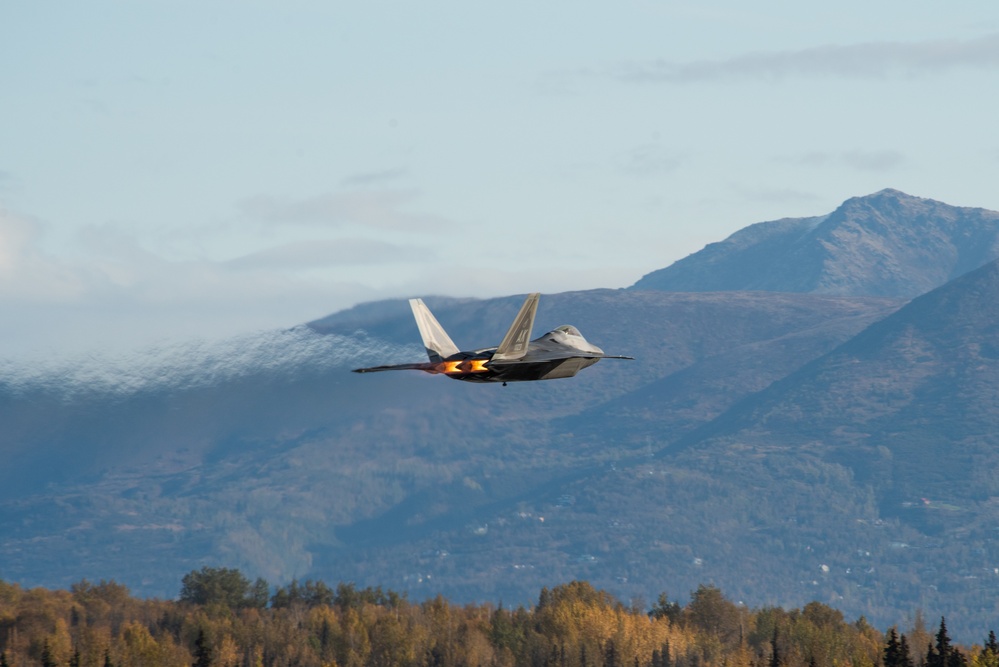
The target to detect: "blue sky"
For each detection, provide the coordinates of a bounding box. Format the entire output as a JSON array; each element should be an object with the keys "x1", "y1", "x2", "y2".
[{"x1": 2, "y1": 1, "x2": 999, "y2": 355}]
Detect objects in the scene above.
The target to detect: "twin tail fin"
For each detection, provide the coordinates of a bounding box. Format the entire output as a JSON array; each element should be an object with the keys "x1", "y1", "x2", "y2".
[{"x1": 409, "y1": 298, "x2": 461, "y2": 362}]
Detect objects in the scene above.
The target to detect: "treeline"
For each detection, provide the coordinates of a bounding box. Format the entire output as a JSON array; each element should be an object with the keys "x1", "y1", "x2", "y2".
[{"x1": 1, "y1": 571, "x2": 997, "y2": 667}]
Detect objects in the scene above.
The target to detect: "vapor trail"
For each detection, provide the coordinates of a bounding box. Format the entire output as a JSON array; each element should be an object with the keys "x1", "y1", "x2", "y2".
[{"x1": 0, "y1": 327, "x2": 421, "y2": 399}]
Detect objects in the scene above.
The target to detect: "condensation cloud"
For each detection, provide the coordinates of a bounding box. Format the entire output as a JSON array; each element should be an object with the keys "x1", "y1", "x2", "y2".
[{"x1": 0, "y1": 326, "x2": 421, "y2": 399}]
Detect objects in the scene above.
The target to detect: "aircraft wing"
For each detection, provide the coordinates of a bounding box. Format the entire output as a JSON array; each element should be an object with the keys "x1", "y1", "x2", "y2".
[{"x1": 491, "y1": 293, "x2": 540, "y2": 362}]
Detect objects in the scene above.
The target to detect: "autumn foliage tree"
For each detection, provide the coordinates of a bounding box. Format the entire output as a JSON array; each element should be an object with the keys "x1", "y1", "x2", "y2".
[{"x1": 0, "y1": 574, "x2": 992, "y2": 667}]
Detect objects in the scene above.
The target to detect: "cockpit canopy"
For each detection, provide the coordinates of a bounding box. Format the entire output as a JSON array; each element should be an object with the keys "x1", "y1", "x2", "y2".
[
  {"x1": 539, "y1": 324, "x2": 604, "y2": 355},
  {"x1": 551, "y1": 325, "x2": 583, "y2": 337}
]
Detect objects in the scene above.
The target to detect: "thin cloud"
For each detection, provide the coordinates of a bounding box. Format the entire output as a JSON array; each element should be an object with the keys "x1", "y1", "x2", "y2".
[
  {"x1": 777, "y1": 150, "x2": 906, "y2": 172},
  {"x1": 1, "y1": 208, "x2": 441, "y2": 356},
  {"x1": 608, "y1": 33, "x2": 999, "y2": 83},
  {"x1": 843, "y1": 150, "x2": 905, "y2": 172},
  {"x1": 340, "y1": 167, "x2": 409, "y2": 187},
  {"x1": 238, "y1": 189, "x2": 451, "y2": 231},
  {"x1": 0, "y1": 209, "x2": 87, "y2": 300},
  {"x1": 225, "y1": 238, "x2": 434, "y2": 270},
  {"x1": 621, "y1": 145, "x2": 684, "y2": 177},
  {"x1": 736, "y1": 188, "x2": 822, "y2": 205}
]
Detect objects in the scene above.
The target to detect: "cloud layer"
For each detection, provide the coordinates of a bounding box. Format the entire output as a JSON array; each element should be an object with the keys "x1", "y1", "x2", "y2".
[
  {"x1": 238, "y1": 189, "x2": 451, "y2": 231},
  {"x1": 225, "y1": 238, "x2": 434, "y2": 270},
  {"x1": 609, "y1": 34, "x2": 999, "y2": 83},
  {"x1": 777, "y1": 150, "x2": 906, "y2": 172}
]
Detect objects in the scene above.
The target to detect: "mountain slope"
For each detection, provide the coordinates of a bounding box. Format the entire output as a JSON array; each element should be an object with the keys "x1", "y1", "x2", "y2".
[
  {"x1": 675, "y1": 256, "x2": 999, "y2": 510},
  {"x1": 300, "y1": 263, "x2": 999, "y2": 637},
  {"x1": 632, "y1": 189, "x2": 999, "y2": 297},
  {"x1": 0, "y1": 290, "x2": 898, "y2": 600}
]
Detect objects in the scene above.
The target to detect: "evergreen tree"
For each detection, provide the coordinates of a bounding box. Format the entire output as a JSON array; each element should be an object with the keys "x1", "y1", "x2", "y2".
[
  {"x1": 104, "y1": 648, "x2": 113, "y2": 667},
  {"x1": 547, "y1": 643, "x2": 559, "y2": 667},
  {"x1": 180, "y1": 567, "x2": 257, "y2": 609},
  {"x1": 936, "y1": 618, "x2": 951, "y2": 658},
  {"x1": 248, "y1": 577, "x2": 270, "y2": 609},
  {"x1": 887, "y1": 628, "x2": 903, "y2": 667},
  {"x1": 769, "y1": 627, "x2": 782, "y2": 667},
  {"x1": 41, "y1": 640, "x2": 56, "y2": 667},
  {"x1": 980, "y1": 632, "x2": 999, "y2": 667},
  {"x1": 0, "y1": 651, "x2": 8, "y2": 667},
  {"x1": 193, "y1": 628, "x2": 212, "y2": 667},
  {"x1": 605, "y1": 639, "x2": 619, "y2": 667},
  {"x1": 927, "y1": 618, "x2": 965, "y2": 667},
  {"x1": 649, "y1": 593, "x2": 683, "y2": 624},
  {"x1": 688, "y1": 585, "x2": 743, "y2": 649},
  {"x1": 70, "y1": 647, "x2": 81, "y2": 667},
  {"x1": 927, "y1": 630, "x2": 943, "y2": 667},
  {"x1": 887, "y1": 628, "x2": 918, "y2": 667},
  {"x1": 490, "y1": 607, "x2": 520, "y2": 653}
]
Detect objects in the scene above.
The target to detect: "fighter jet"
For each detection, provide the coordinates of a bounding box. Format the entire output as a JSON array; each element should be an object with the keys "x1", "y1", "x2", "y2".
[{"x1": 352, "y1": 293, "x2": 633, "y2": 384}]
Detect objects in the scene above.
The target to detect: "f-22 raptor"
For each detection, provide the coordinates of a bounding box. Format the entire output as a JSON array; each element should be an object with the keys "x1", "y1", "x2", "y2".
[{"x1": 352, "y1": 293, "x2": 633, "y2": 384}]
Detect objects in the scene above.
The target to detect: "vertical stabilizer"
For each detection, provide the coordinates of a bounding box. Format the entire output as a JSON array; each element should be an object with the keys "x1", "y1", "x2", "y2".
[
  {"x1": 492, "y1": 293, "x2": 540, "y2": 361},
  {"x1": 409, "y1": 299, "x2": 461, "y2": 362}
]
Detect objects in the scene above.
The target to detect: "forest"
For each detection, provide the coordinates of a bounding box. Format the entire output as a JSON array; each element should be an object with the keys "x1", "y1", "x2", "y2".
[{"x1": 1, "y1": 570, "x2": 997, "y2": 667}]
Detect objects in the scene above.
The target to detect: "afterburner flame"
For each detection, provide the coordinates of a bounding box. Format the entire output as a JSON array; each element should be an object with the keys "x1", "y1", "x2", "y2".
[{"x1": 433, "y1": 359, "x2": 490, "y2": 375}]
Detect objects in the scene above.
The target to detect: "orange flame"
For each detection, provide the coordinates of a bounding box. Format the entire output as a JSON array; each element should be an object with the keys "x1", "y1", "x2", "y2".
[{"x1": 434, "y1": 359, "x2": 490, "y2": 375}]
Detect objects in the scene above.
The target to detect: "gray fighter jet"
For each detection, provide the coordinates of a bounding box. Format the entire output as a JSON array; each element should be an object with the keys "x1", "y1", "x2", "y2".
[{"x1": 352, "y1": 293, "x2": 633, "y2": 384}]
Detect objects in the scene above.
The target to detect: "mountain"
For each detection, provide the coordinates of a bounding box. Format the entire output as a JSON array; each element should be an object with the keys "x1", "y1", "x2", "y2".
[
  {"x1": 674, "y1": 256, "x2": 999, "y2": 516},
  {"x1": 5, "y1": 190, "x2": 999, "y2": 640},
  {"x1": 632, "y1": 189, "x2": 999, "y2": 298},
  {"x1": 301, "y1": 262, "x2": 999, "y2": 636},
  {"x1": 604, "y1": 257, "x2": 999, "y2": 627},
  {"x1": 0, "y1": 291, "x2": 899, "y2": 597}
]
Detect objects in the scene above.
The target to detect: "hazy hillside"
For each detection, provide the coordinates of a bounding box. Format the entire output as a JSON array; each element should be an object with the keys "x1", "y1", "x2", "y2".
[
  {"x1": 0, "y1": 291, "x2": 898, "y2": 605},
  {"x1": 298, "y1": 265, "x2": 999, "y2": 636},
  {"x1": 674, "y1": 256, "x2": 999, "y2": 518},
  {"x1": 632, "y1": 189, "x2": 999, "y2": 297}
]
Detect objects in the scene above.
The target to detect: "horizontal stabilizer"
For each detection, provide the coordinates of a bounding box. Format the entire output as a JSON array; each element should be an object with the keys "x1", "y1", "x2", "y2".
[
  {"x1": 492, "y1": 293, "x2": 540, "y2": 362},
  {"x1": 352, "y1": 362, "x2": 434, "y2": 374}
]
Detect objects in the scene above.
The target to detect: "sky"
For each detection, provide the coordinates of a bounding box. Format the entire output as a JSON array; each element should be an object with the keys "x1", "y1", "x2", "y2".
[{"x1": 2, "y1": 1, "x2": 999, "y2": 357}]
